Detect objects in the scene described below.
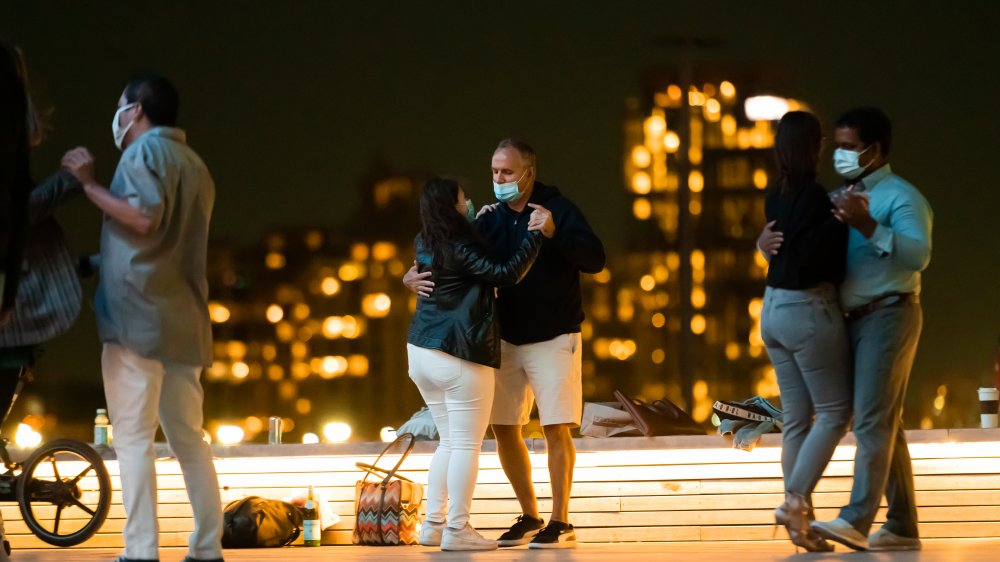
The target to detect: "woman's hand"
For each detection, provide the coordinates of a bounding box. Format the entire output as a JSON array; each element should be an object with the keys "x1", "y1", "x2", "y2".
[{"x1": 757, "y1": 220, "x2": 783, "y2": 257}]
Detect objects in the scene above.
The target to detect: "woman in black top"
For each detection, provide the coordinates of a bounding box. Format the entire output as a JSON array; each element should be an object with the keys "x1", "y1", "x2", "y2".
[
  {"x1": 407, "y1": 177, "x2": 542, "y2": 551},
  {"x1": 760, "y1": 111, "x2": 850, "y2": 552},
  {"x1": 0, "y1": 38, "x2": 36, "y2": 329}
]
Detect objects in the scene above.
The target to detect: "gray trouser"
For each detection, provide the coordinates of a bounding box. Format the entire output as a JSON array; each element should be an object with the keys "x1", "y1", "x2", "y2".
[
  {"x1": 761, "y1": 284, "x2": 852, "y2": 499},
  {"x1": 839, "y1": 301, "x2": 922, "y2": 538}
]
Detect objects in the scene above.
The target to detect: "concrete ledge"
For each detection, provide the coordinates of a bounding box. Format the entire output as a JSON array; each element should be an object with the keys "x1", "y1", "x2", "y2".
[
  {"x1": 95, "y1": 427, "x2": 1000, "y2": 460},
  {"x1": 8, "y1": 427, "x2": 1000, "y2": 549}
]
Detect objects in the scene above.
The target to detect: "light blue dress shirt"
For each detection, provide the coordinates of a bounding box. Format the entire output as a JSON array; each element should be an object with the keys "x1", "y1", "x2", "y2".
[
  {"x1": 95, "y1": 127, "x2": 215, "y2": 367},
  {"x1": 839, "y1": 164, "x2": 933, "y2": 310}
]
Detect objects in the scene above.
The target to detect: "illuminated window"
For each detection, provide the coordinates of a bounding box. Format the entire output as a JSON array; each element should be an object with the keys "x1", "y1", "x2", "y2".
[
  {"x1": 664, "y1": 131, "x2": 680, "y2": 153},
  {"x1": 266, "y1": 304, "x2": 284, "y2": 324},
  {"x1": 753, "y1": 168, "x2": 769, "y2": 189},
  {"x1": 691, "y1": 314, "x2": 707, "y2": 335},
  {"x1": 651, "y1": 349, "x2": 666, "y2": 364},
  {"x1": 633, "y1": 198, "x2": 652, "y2": 220},
  {"x1": 351, "y1": 243, "x2": 369, "y2": 262},
  {"x1": 321, "y1": 276, "x2": 341, "y2": 296},
  {"x1": 265, "y1": 252, "x2": 285, "y2": 270},
  {"x1": 691, "y1": 287, "x2": 706, "y2": 309},
  {"x1": 631, "y1": 146, "x2": 652, "y2": 168},
  {"x1": 339, "y1": 263, "x2": 362, "y2": 281},
  {"x1": 632, "y1": 172, "x2": 652, "y2": 194},
  {"x1": 372, "y1": 241, "x2": 397, "y2": 261},
  {"x1": 688, "y1": 171, "x2": 704, "y2": 193},
  {"x1": 362, "y1": 293, "x2": 392, "y2": 318},
  {"x1": 690, "y1": 250, "x2": 705, "y2": 270},
  {"x1": 208, "y1": 302, "x2": 231, "y2": 323},
  {"x1": 651, "y1": 313, "x2": 666, "y2": 328}
]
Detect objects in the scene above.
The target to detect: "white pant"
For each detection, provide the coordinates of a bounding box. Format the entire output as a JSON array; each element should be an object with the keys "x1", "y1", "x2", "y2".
[
  {"x1": 407, "y1": 344, "x2": 494, "y2": 528},
  {"x1": 102, "y1": 343, "x2": 223, "y2": 560}
]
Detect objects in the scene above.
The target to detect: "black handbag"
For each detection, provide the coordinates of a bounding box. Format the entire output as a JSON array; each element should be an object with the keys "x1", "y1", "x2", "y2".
[
  {"x1": 614, "y1": 389, "x2": 705, "y2": 436},
  {"x1": 222, "y1": 496, "x2": 303, "y2": 548}
]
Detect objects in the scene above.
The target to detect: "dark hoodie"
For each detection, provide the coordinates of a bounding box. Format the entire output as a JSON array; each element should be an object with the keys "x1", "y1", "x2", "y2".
[{"x1": 475, "y1": 181, "x2": 605, "y2": 345}]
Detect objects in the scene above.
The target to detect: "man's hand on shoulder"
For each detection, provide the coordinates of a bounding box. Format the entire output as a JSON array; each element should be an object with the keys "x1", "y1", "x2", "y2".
[{"x1": 403, "y1": 260, "x2": 434, "y2": 297}]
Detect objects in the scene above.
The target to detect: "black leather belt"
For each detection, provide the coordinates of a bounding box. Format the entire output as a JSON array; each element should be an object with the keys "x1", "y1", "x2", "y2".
[{"x1": 845, "y1": 293, "x2": 918, "y2": 321}]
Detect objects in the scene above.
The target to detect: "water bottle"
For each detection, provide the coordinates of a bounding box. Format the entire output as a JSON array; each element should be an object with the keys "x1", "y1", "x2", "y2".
[
  {"x1": 94, "y1": 408, "x2": 111, "y2": 446},
  {"x1": 303, "y1": 485, "x2": 321, "y2": 547}
]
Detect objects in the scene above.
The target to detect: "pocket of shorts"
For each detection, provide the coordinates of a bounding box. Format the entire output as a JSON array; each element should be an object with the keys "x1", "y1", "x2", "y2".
[{"x1": 567, "y1": 333, "x2": 580, "y2": 354}]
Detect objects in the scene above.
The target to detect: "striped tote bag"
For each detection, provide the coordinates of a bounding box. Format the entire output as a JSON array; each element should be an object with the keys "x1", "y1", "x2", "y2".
[{"x1": 353, "y1": 433, "x2": 424, "y2": 545}]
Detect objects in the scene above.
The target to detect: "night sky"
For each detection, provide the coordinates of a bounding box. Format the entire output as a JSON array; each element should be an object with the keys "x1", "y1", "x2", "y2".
[{"x1": 3, "y1": 1, "x2": 998, "y2": 426}]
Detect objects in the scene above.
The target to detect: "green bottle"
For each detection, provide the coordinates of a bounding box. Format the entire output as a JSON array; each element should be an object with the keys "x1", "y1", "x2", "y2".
[{"x1": 303, "y1": 485, "x2": 321, "y2": 547}]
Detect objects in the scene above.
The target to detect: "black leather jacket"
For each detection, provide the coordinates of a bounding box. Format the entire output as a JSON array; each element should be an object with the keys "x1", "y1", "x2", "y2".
[{"x1": 407, "y1": 230, "x2": 542, "y2": 368}]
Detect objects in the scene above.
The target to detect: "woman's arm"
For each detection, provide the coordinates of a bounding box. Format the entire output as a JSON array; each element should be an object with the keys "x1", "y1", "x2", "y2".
[{"x1": 454, "y1": 231, "x2": 543, "y2": 287}]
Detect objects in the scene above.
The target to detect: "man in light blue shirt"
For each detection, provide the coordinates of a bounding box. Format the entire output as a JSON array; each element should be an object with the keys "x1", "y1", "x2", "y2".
[
  {"x1": 63, "y1": 75, "x2": 223, "y2": 562},
  {"x1": 810, "y1": 107, "x2": 932, "y2": 552}
]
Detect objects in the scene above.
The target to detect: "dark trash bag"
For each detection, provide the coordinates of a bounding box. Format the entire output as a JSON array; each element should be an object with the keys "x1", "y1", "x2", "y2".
[{"x1": 222, "y1": 496, "x2": 303, "y2": 548}]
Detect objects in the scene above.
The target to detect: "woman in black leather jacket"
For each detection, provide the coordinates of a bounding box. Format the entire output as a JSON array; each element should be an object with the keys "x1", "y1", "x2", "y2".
[{"x1": 407, "y1": 177, "x2": 542, "y2": 551}]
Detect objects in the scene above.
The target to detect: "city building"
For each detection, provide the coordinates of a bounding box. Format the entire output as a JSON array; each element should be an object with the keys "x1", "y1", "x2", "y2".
[
  {"x1": 202, "y1": 162, "x2": 427, "y2": 443},
  {"x1": 581, "y1": 69, "x2": 803, "y2": 423}
]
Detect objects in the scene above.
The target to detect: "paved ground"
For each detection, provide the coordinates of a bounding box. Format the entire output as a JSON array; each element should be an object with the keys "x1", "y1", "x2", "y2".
[{"x1": 7, "y1": 540, "x2": 1000, "y2": 561}]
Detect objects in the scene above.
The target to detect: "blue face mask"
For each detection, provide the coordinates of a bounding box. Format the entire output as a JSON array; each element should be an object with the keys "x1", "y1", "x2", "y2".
[
  {"x1": 833, "y1": 146, "x2": 872, "y2": 180},
  {"x1": 493, "y1": 170, "x2": 528, "y2": 203},
  {"x1": 464, "y1": 199, "x2": 476, "y2": 222}
]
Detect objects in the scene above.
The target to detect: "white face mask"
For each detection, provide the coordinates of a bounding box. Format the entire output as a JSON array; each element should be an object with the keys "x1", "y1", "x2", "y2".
[
  {"x1": 493, "y1": 169, "x2": 528, "y2": 203},
  {"x1": 833, "y1": 146, "x2": 872, "y2": 180},
  {"x1": 112, "y1": 102, "x2": 138, "y2": 151}
]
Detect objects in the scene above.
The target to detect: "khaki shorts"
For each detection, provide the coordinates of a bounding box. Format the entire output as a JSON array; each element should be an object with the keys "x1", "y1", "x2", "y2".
[{"x1": 490, "y1": 333, "x2": 583, "y2": 427}]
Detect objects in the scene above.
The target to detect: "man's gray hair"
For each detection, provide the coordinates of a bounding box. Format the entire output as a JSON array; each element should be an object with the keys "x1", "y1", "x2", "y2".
[{"x1": 495, "y1": 138, "x2": 537, "y2": 168}]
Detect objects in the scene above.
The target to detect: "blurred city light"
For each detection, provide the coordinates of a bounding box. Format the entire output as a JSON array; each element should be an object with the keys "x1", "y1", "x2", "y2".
[
  {"x1": 380, "y1": 427, "x2": 396, "y2": 442},
  {"x1": 323, "y1": 422, "x2": 352, "y2": 443},
  {"x1": 208, "y1": 302, "x2": 231, "y2": 323},
  {"x1": 14, "y1": 423, "x2": 42, "y2": 448},
  {"x1": 216, "y1": 425, "x2": 245, "y2": 445},
  {"x1": 744, "y1": 95, "x2": 790, "y2": 121}
]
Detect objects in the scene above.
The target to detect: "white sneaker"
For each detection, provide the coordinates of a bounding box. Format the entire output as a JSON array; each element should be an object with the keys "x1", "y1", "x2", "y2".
[
  {"x1": 419, "y1": 520, "x2": 445, "y2": 546},
  {"x1": 811, "y1": 517, "x2": 869, "y2": 551},
  {"x1": 869, "y1": 527, "x2": 922, "y2": 551},
  {"x1": 441, "y1": 523, "x2": 498, "y2": 551}
]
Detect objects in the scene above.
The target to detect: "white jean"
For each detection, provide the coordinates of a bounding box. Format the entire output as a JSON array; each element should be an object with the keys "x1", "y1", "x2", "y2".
[
  {"x1": 102, "y1": 343, "x2": 223, "y2": 560},
  {"x1": 407, "y1": 344, "x2": 494, "y2": 529}
]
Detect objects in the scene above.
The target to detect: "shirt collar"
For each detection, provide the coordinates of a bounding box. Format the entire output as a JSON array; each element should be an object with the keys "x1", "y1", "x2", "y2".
[
  {"x1": 856, "y1": 163, "x2": 892, "y2": 192},
  {"x1": 141, "y1": 126, "x2": 187, "y2": 144}
]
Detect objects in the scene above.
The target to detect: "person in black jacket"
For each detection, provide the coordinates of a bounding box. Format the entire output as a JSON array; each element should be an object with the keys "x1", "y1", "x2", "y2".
[
  {"x1": 0, "y1": 38, "x2": 37, "y2": 332},
  {"x1": 407, "y1": 177, "x2": 543, "y2": 552},
  {"x1": 759, "y1": 111, "x2": 850, "y2": 552},
  {"x1": 405, "y1": 139, "x2": 605, "y2": 549}
]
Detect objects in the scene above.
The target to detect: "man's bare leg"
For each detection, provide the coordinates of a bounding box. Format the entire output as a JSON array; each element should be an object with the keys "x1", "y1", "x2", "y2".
[{"x1": 492, "y1": 424, "x2": 539, "y2": 518}]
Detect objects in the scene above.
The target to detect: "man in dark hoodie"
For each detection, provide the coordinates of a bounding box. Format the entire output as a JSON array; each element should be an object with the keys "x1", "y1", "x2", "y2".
[{"x1": 405, "y1": 138, "x2": 605, "y2": 549}]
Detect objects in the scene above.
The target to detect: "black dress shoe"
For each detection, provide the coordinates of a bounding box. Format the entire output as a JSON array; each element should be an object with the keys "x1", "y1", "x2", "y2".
[
  {"x1": 182, "y1": 557, "x2": 224, "y2": 562},
  {"x1": 113, "y1": 557, "x2": 159, "y2": 562}
]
